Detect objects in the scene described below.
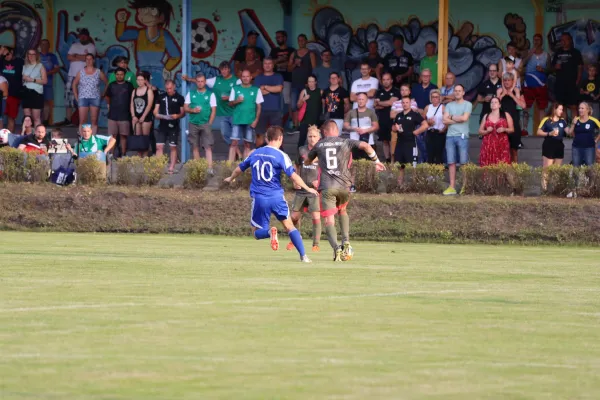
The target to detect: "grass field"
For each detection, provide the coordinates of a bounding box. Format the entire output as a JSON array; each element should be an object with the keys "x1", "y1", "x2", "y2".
[{"x1": 1, "y1": 232, "x2": 599, "y2": 399}]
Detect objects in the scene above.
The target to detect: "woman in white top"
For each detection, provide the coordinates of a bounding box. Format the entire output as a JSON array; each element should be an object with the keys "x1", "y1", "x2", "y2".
[
  {"x1": 423, "y1": 89, "x2": 446, "y2": 164},
  {"x1": 72, "y1": 53, "x2": 107, "y2": 134},
  {"x1": 22, "y1": 49, "x2": 48, "y2": 126}
]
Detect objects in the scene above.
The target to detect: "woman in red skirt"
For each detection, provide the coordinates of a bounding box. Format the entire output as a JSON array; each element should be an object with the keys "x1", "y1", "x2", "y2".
[{"x1": 478, "y1": 96, "x2": 513, "y2": 166}]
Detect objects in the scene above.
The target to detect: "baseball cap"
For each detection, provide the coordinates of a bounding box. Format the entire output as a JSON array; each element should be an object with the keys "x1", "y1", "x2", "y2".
[
  {"x1": 247, "y1": 30, "x2": 259, "y2": 37},
  {"x1": 79, "y1": 28, "x2": 90, "y2": 36}
]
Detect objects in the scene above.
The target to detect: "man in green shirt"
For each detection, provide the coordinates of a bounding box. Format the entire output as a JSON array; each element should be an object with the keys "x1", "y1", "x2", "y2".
[
  {"x1": 184, "y1": 73, "x2": 217, "y2": 173},
  {"x1": 73, "y1": 124, "x2": 116, "y2": 159},
  {"x1": 107, "y1": 56, "x2": 137, "y2": 88},
  {"x1": 420, "y1": 41, "x2": 438, "y2": 86},
  {"x1": 228, "y1": 69, "x2": 264, "y2": 161}
]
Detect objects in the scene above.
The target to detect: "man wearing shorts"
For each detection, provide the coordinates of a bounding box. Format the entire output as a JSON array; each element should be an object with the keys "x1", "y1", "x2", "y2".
[
  {"x1": 552, "y1": 33, "x2": 583, "y2": 119},
  {"x1": 393, "y1": 96, "x2": 428, "y2": 185},
  {"x1": 304, "y1": 120, "x2": 385, "y2": 261},
  {"x1": 104, "y1": 68, "x2": 134, "y2": 156},
  {"x1": 228, "y1": 69, "x2": 264, "y2": 161},
  {"x1": 255, "y1": 57, "x2": 284, "y2": 147},
  {"x1": 286, "y1": 125, "x2": 321, "y2": 253},
  {"x1": 522, "y1": 33, "x2": 550, "y2": 135},
  {"x1": 184, "y1": 73, "x2": 217, "y2": 174},
  {"x1": 154, "y1": 79, "x2": 185, "y2": 174},
  {"x1": 63, "y1": 29, "x2": 96, "y2": 126},
  {"x1": 0, "y1": 46, "x2": 24, "y2": 133}
]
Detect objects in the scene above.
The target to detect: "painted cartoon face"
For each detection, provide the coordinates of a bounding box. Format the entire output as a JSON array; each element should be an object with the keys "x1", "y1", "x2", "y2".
[{"x1": 137, "y1": 7, "x2": 164, "y2": 27}]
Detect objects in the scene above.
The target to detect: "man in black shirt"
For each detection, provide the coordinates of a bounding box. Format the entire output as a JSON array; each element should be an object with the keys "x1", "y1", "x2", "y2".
[
  {"x1": 476, "y1": 64, "x2": 502, "y2": 122},
  {"x1": 552, "y1": 32, "x2": 583, "y2": 118},
  {"x1": 0, "y1": 46, "x2": 24, "y2": 133},
  {"x1": 322, "y1": 72, "x2": 350, "y2": 133},
  {"x1": 105, "y1": 68, "x2": 134, "y2": 156},
  {"x1": 374, "y1": 72, "x2": 400, "y2": 162},
  {"x1": 269, "y1": 30, "x2": 294, "y2": 109},
  {"x1": 153, "y1": 79, "x2": 185, "y2": 174},
  {"x1": 18, "y1": 124, "x2": 51, "y2": 154},
  {"x1": 380, "y1": 35, "x2": 414, "y2": 87},
  {"x1": 233, "y1": 30, "x2": 265, "y2": 74},
  {"x1": 393, "y1": 96, "x2": 428, "y2": 184}
]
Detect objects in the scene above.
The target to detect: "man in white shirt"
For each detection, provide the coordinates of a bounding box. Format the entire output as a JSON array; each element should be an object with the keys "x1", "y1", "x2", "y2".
[
  {"x1": 62, "y1": 28, "x2": 96, "y2": 126},
  {"x1": 350, "y1": 62, "x2": 379, "y2": 109}
]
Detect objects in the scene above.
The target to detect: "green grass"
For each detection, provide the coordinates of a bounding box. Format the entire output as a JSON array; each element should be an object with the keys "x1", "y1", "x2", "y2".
[{"x1": 1, "y1": 232, "x2": 599, "y2": 399}]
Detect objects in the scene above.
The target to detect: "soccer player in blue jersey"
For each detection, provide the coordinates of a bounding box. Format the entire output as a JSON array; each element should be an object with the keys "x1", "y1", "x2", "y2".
[{"x1": 224, "y1": 125, "x2": 319, "y2": 263}]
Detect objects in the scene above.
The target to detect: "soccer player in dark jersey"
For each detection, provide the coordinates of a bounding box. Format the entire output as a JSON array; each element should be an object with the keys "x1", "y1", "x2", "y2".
[
  {"x1": 286, "y1": 125, "x2": 322, "y2": 252},
  {"x1": 305, "y1": 120, "x2": 385, "y2": 261}
]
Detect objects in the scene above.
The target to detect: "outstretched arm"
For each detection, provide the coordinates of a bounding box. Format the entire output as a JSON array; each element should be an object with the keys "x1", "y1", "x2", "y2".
[{"x1": 224, "y1": 166, "x2": 243, "y2": 183}]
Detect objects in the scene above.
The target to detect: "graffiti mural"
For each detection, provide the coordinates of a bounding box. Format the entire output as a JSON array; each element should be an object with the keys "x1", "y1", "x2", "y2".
[
  {"x1": 115, "y1": 0, "x2": 182, "y2": 89},
  {"x1": 548, "y1": 18, "x2": 600, "y2": 64},
  {"x1": 308, "y1": 6, "x2": 508, "y2": 97},
  {"x1": 0, "y1": 0, "x2": 42, "y2": 57}
]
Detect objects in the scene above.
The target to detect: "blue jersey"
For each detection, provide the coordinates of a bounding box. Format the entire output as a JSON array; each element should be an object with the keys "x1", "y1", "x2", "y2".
[{"x1": 239, "y1": 146, "x2": 295, "y2": 198}]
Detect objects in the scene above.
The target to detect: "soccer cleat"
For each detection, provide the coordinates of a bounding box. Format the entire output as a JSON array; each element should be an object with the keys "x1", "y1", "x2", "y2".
[
  {"x1": 443, "y1": 187, "x2": 457, "y2": 196},
  {"x1": 333, "y1": 246, "x2": 343, "y2": 262},
  {"x1": 312, "y1": 245, "x2": 320, "y2": 252},
  {"x1": 270, "y1": 227, "x2": 279, "y2": 251},
  {"x1": 341, "y1": 243, "x2": 354, "y2": 261},
  {"x1": 300, "y1": 255, "x2": 312, "y2": 263},
  {"x1": 286, "y1": 241, "x2": 295, "y2": 251}
]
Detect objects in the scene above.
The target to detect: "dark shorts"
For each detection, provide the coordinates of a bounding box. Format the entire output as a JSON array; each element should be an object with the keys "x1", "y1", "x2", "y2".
[
  {"x1": 542, "y1": 138, "x2": 564, "y2": 160},
  {"x1": 320, "y1": 188, "x2": 350, "y2": 218},
  {"x1": 292, "y1": 193, "x2": 320, "y2": 213},
  {"x1": 256, "y1": 110, "x2": 282, "y2": 134},
  {"x1": 378, "y1": 122, "x2": 392, "y2": 142},
  {"x1": 22, "y1": 88, "x2": 44, "y2": 110},
  {"x1": 554, "y1": 81, "x2": 579, "y2": 106},
  {"x1": 156, "y1": 127, "x2": 179, "y2": 146},
  {"x1": 352, "y1": 147, "x2": 369, "y2": 160},
  {"x1": 508, "y1": 132, "x2": 522, "y2": 150},
  {"x1": 394, "y1": 141, "x2": 415, "y2": 165}
]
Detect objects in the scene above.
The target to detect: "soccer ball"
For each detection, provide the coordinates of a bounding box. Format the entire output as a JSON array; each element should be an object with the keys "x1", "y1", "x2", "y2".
[
  {"x1": 191, "y1": 19, "x2": 216, "y2": 58},
  {"x1": 0, "y1": 128, "x2": 10, "y2": 145},
  {"x1": 342, "y1": 245, "x2": 354, "y2": 261}
]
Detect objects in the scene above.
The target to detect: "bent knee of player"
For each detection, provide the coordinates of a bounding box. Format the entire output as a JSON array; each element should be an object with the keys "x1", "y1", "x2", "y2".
[
  {"x1": 324, "y1": 215, "x2": 336, "y2": 226},
  {"x1": 281, "y1": 218, "x2": 296, "y2": 232}
]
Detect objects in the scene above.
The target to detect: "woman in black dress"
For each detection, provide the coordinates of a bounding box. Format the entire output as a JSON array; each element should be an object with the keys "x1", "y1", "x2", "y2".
[{"x1": 498, "y1": 73, "x2": 526, "y2": 163}]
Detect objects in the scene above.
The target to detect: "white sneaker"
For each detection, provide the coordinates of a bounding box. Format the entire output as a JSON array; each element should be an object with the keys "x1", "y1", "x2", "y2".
[
  {"x1": 300, "y1": 255, "x2": 312, "y2": 263},
  {"x1": 566, "y1": 191, "x2": 577, "y2": 198}
]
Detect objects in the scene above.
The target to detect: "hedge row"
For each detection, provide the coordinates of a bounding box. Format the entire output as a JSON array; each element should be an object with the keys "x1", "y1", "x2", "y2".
[{"x1": 4, "y1": 146, "x2": 600, "y2": 197}]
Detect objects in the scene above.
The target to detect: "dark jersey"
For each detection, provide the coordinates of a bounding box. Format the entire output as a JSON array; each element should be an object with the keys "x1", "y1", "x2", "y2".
[
  {"x1": 156, "y1": 92, "x2": 185, "y2": 130},
  {"x1": 308, "y1": 137, "x2": 361, "y2": 190},
  {"x1": 394, "y1": 110, "x2": 424, "y2": 144},
  {"x1": 106, "y1": 81, "x2": 134, "y2": 121},
  {"x1": 478, "y1": 78, "x2": 503, "y2": 120},
  {"x1": 296, "y1": 145, "x2": 319, "y2": 196}
]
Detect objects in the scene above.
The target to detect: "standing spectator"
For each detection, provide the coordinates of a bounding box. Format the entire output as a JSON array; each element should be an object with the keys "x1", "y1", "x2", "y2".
[
  {"x1": 108, "y1": 56, "x2": 137, "y2": 87},
  {"x1": 344, "y1": 92, "x2": 379, "y2": 192},
  {"x1": 501, "y1": 56, "x2": 522, "y2": 103},
  {"x1": 521, "y1": 34, "x2": 550, "y2": 134},
  {"x1": 154, "y1": 79, "x2": 185, "y2": 174},
  {"x1": 0, "y1": 74, "x2": 7, "y2": 129},
  {"x1": 322, "y1": 72, "x2": 350, "y2": 134},
  {"x1": 313, "y1": 49, "x2": 339, "y2": 90},
  {"x1": 73, "y1": 54, "x2": 106, "y2": 135},
  {"x1": 228, "y1": 69, "x2": 264, "y2": 161},
  {"x1": 390, "y1": 84, "x2": 418, "y2": 118},
  {"x1": 235, "y1": 47, "x2": 263, "y2": 81},
  {"x1": 381, "y1": 35, "x2": 414, "y2": 87},
  {"x1": 442, "y1": 84, "x2": 472, "y2": 195},
  {"x1": 105, "y1": 68, "x2": 134, "y2": 156},
  {"x1": 288, "y1": 34, "x2": 317, "y2": 133},
  {"x1": 476, "y1": 64, "x2": 502, "y2": 123},
  {"x1": 21, "y1": 48, "x2": 48, "y2": 127},
  {"x1": 206, "y1": 62, "x2": 241, "y2": 159},
  {"x1": 0, "y1": 46, "x2": 24, "y2": 133},
  {"x1": 580, "y1": 64, "x2": 599, "y2": 117},
  {"x1": 498, "y1": 42, "x2": 522, "y2": 78},
  {"x1": 440, "y1": 72, "x2": 456, "y2": 104},
  {"x1": 130, "y1": 72, "x2": 154, "y2": 157},
  {"x1": 478, "y1": 96, "x2": 512, "y2": 166},
  {"x1": 270, "y1": 30, "x2": 295, "y2": 111},
  {"x1": 392, "y1": 96, "x2": 428, "y2": 185},
  {"x1": 255, "y1": 57, "x2": 284, "y2": 148},
  {"x1": 141, "y1": 70, "x2": 159, "y2": 155},
  {"x1": 552, "y1": 33, "x2": 584, "y2": 120},
  {"x1": 233, "y1": 30, "x2": 265, "y2": 73},
  {"x1": 569, "y1": 102, "x2": 600, "y2": 167},
  {"x1": 364, "y1": 41, "x2": 383, "y2": 80},
  {"x1": 412, "y1": 68, "x2": 438, "y2": 162},
  {"x1": 63, "y1": 28, "x2": 96, "y2": 126},
  {"x1": 423, "y1": 89, "x2": 446, "y2": 164},
  {"x1": 498, "y1": 73, "x2": 526, "y2": 162},
  {"x1": 350, "y1": 62, "x2": 379, "y2": 109},
  {"x1": 538, "y1": 103, "x2": 568, "y2": 189},
  {"x1": 420, "y1": 41, "x2": 438, "y2": 86},
  {"x1": 39, "y1": 39, "x2": 60, "y2": 125},
  {"x1": 184, "y1": 73, "x2": 217, "y2": 172},
  {"x1": 374, "y1": 72, "x2": 400, "y2": 162},
  {"x1": 296, "y1": 74, "x2": 322, "y2": 148},
  {"x1": 20, "y1": 115, "x2": 34, "y2": 136}
]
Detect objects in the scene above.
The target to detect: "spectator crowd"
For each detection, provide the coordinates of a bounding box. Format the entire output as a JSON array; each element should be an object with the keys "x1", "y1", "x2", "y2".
[{"x1": 0, "y1": 27, "x2": 599, "y2": 194}]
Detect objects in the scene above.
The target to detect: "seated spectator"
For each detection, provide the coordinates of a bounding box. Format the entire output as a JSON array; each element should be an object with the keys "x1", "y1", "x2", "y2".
[
  {"x1": 478, "y1": 97, "x2": 512, "y2": 166},
  {"x1": 18, "y1": 124, "x2": 50, "y2": 154},
  {"x1": 569, "y1": 101, "x2": 600, "y2": 167},
  {"x1": 580, "y1": 64, "x2": 599, "y2": 118},
  {"x1": 20, "y1": 116, "x2": 34, "y2": 136},
  {"x1": 72, "y1": 124, "x2": 116, "y2": 159},
  {"x1": 440, "y1": 72, "x2": 456, "y2": 104},
  {"x1": 423, "y1": 89, "x2": 446, "y2": 164}
]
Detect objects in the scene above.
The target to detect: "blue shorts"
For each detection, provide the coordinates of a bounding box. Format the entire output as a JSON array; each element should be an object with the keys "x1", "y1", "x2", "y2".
[
  {"x1": 79, "y1": 97, "x2": 101, "y2": 108},
  {"x1": 232, "y1": 124, "x2": 255, "y2": 143},
  {"x1": 445, "y1": 135, "x2": 469, "y2": 165},
  {"x1": 217, "y1": 116, "x2": 233, "y2": 145},
  {"x1": 43, "y1": 85, "x2": 54, "y2": 102},
  {"x1": 251, "y1": 195, "x2": 290, "y2": 229}
]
